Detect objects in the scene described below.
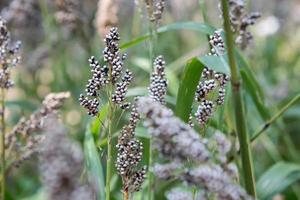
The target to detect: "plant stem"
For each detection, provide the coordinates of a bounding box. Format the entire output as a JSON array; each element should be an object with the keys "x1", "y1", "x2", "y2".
[
  {"x1": 123, "y1": 189, "x2": 129, "y2": 200},
  {"x1": 251, "y1": 94, "x2": 300, "y2": 142},
  {"x1": 106, "y1": 67, "x2": 114, "y2": 200},
  {"x1": 220, "y1": 0, "x2": 256, "y2": 197},
  {"x1": 147, "y1": 8, "x2": 158, "y2": 200},
  {"x1": 0, "y1": 88, "x2": 5, "y2": 200}
]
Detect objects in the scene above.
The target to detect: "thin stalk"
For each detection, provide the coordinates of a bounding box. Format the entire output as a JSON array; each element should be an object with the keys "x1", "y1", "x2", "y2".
[
  {"x1": 0, "y1": 88, "x2": 5, "y2": 200},
  {"x1": 123, "y1": 189, "x2": 129, "y2": 200},
  {"x1": 220, "y1": 0, "x2": 256, "y2": 197},
  {"x1": 251, "y1": 94, "x2": 300, "y2": 142},
  {"x1": 146, "y1": 6, "x2": 158, "y2": 200},
  {"x1": 106, "y1": 67, "x2": 114, "y2": 200}
]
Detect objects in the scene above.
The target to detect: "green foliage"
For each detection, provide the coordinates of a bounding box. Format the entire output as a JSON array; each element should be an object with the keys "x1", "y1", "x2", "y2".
[
  {"x1": 175, "y1": 58, "x2": 204, "y2": 122},
  {"x1": 84, "y1": 124, "x2": 106, "y2": 200},
  {"x1": 257, "y1": 162, "x2": 300, "y2": 200}
]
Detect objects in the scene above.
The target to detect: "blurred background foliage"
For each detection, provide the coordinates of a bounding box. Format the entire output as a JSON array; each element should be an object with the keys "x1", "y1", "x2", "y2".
[{"x1": 0, "y1": 0, "x2": 300, "y2": 199}]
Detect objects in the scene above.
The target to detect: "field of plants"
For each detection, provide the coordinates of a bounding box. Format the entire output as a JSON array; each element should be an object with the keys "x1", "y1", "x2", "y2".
[{"x1": 0, "y1": 0, "x2": 300, "y2": 199}]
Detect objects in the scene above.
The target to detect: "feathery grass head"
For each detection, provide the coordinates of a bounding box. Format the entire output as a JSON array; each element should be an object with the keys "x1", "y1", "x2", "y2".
[
  {"x1": 39, "y1": 115, "x2": 95, "y2": 200},
  {"x1": 135, "y1": 97, "x2": 251, "y2": 199}
]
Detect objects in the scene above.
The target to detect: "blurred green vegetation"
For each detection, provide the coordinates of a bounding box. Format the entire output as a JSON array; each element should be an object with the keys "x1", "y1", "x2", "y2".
[{"x1": 1, "y1": 0, "x2": 300, "y2": 199}]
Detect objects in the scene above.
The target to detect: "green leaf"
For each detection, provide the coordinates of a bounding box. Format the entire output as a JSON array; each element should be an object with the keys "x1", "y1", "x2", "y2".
[
  {"x1": 84, "y1": 124, "x2": 106, "y2": 200},
  {"x1": 240, "y1": 70, "x2": 270, "y2": 121},
  {"x1": 257, "y1": 162, "x2": 300, "y2": 200},
  {"x1": 91, "y1": 104, "x2": 109, "y2": 138},
  {"x1": 235, "y1": 50, "x2": 270, "y2": 120},
  {"x1": 175, "y1": 58, "x2": 205, "y2": 122},
  {"x1": 198, "y1": 54, "x2": 230, "y2": 75},
  {"x1": 120, "y1": 22, "x2": 215, "y2": 50}
]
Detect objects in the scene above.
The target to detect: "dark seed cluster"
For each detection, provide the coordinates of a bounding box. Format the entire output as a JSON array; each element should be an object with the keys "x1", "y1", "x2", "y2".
[
  {"x1": 208, "y1": 29, "x2": 225, "y2": 56},
  {"x1": 149, "y1": 55, "x2": 168, "y2": 104},
  {"x1": 128, "y1": 166, "x2": 147, "y2": 192},
  {"x1": 0, "y1": 16, "x2": 21, "y2": 89},
  {"x1": 103, "y1": 27, "x2": 123, "y2": 83},
  {"x1": 79, "y1": 94, "x2": 99, "y2": 116},
  {"x1": 227, "y1": 0, "x2": 261, "y2": 49},
  {"x1": 86, "y1": 56, "x2": 108, "y2": 97},
  {"x1": 145, "y1": 0, "x2": 165, "y2": 25},
  {"x1": 112, "y1": 69, "x2": 133, "y2": 109},
  {"x1": 79, "y1": 27, "x2": 133, "y2": 115},
  {"x1": 193, "y1": 30, "x2": 230, "y2": 127},
  {"x1": 195, "y1": 100, "x2": 215, "y2": 126},
  {"x1": 116, "y1": 105, "x2": 146, "y2": 193}
]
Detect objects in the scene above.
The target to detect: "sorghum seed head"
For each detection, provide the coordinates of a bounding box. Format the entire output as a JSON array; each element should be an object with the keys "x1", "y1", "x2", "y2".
[{"x1": 149, "y1": 55, "x2": 168, "y2": 104}]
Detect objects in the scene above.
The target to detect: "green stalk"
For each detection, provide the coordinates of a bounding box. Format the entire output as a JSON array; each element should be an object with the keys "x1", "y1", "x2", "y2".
[
  {"x1": 220, "y1": 0, "x2": 256, "y2": 197},
  {"x1": 0, "y1": 88, "x2": 5, "y2": 200},
  {"x1": 146, "y1": 5, "x2": 158, "y2": 200},
  {"x1": 106, "y1": 66, "x2": 114, "y2": 200},
  {"x1": 251, "y1": 94, "x2": 300, "y2": 142}
]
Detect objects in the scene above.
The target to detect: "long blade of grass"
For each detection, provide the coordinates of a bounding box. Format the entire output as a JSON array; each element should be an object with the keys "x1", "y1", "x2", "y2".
[
  {"x1": 257, "y1": 162, "x2": 300, "y2": 200},
  {"x1": 84, "y1": 124, "x2": 106, "y2": 200},
  {"x1": 121, "y1": 22, "x2": 215, "y2": 50},
  {"x1": 175, "y1": 58, "x2": 205, "y2": 122}
]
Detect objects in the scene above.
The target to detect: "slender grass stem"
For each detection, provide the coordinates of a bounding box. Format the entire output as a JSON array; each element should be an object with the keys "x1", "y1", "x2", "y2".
[
  {"x1": 146, "y1": 8, "x2": 158, "y2": 200},
  {"x1": 123, "y1": 189, "x2": 129, "y2": 200},
  {"x1": 106, "y1": 67, "x2": 114, "y2": 200},
  {"x1": 220, "y1": 0, "x2": 256, "y2": 197},
  {"x1": 251, "y1": 94, "x2": 300, "y2": 142},
  {"x1": 0, "y1": 88, "x2": 5, "y2": 200}
]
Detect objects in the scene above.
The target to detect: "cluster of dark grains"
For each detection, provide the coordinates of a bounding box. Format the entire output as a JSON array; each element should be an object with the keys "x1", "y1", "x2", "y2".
[
  {"x1": 208, "y1": 30, "x2": 225, "y2": 55},
  {"x1": 0, "y1": 16, "x2": 21, "y2": 89},
  {"x1": 145, "y1": 0, "x2": 166, "y2": 25},
  {"x1": 86, "y1": 56, "x2": 109, "y2": 97},
  {"x1": 112, "y1": 69, "x2": 133, "y2": 109},
  {"x1": 227, "y1": 0, "x2": 261, "y2": 49},
  {"x1": 116, "y1": 105, "x2": 147, "y2": 193},
  {"x1": 195, "y1": 100, "x2": 215, "y2": 126},
  {"x1": 193, "y1": 30, "x2": 230, "y2": 127},
  {"x1": 39, "y1": 115, "x2": 95, "y2": 200},
  {"x1": 79, "y1": 27, "x2": 133, "y2": 115},
  {"x1": 149, "y1": 55, "x2": 168, "y2": 104},
  {"x1": 79, "y1": 94, "x2": 100, "y2": 116}
]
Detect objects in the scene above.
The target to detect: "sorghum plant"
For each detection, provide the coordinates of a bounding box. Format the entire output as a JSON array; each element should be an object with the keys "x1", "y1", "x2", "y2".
[
  {"x1": 116, "y1": 105, "x2": 146, "y2": 199},
  {"x1": 135, "y1": 97, "x2": 251, "y2": 200},
  {"x1": 79, "y1": 27, "x2": 146, "y2": 200},
  {"x1": 193, "y1": 30, "x2": 229, "y2": 128},
  {"x1": 0, "y1": 16, "x2": 21, "y2": 198},
  {"x1": 222, "y1": 0, "x2": 261, "y2": 49},
  {"x1": 144, "y1": 0, "x2": 165, "y2": 26},
  {"x1": 5, "y1": 92, "x2": 70, "y2": 169},
  {"x1": 39, "y1": 115, "x2": 95, "y2": 200},
  {"x1": 0, "y1": 15, "x2": 72, "y2": 199}
]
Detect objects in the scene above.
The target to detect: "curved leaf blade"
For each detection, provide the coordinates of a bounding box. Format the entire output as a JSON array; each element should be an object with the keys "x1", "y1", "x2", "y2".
[
  {"x1": 257, "y1": 162, "x2": 300, "y2": 200},
  {"x1": 84, "y1": 125, "x2": 106, "y2": 200},
  {"x1": 198, "y1": 54, "x2": 230, "y2": 75},
  {"x1": 121, "y1": 22, "x2": 215, "y2": 50},
  {"x1": 175, "y1": 58, "x2": 205, "y2": 122}
]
